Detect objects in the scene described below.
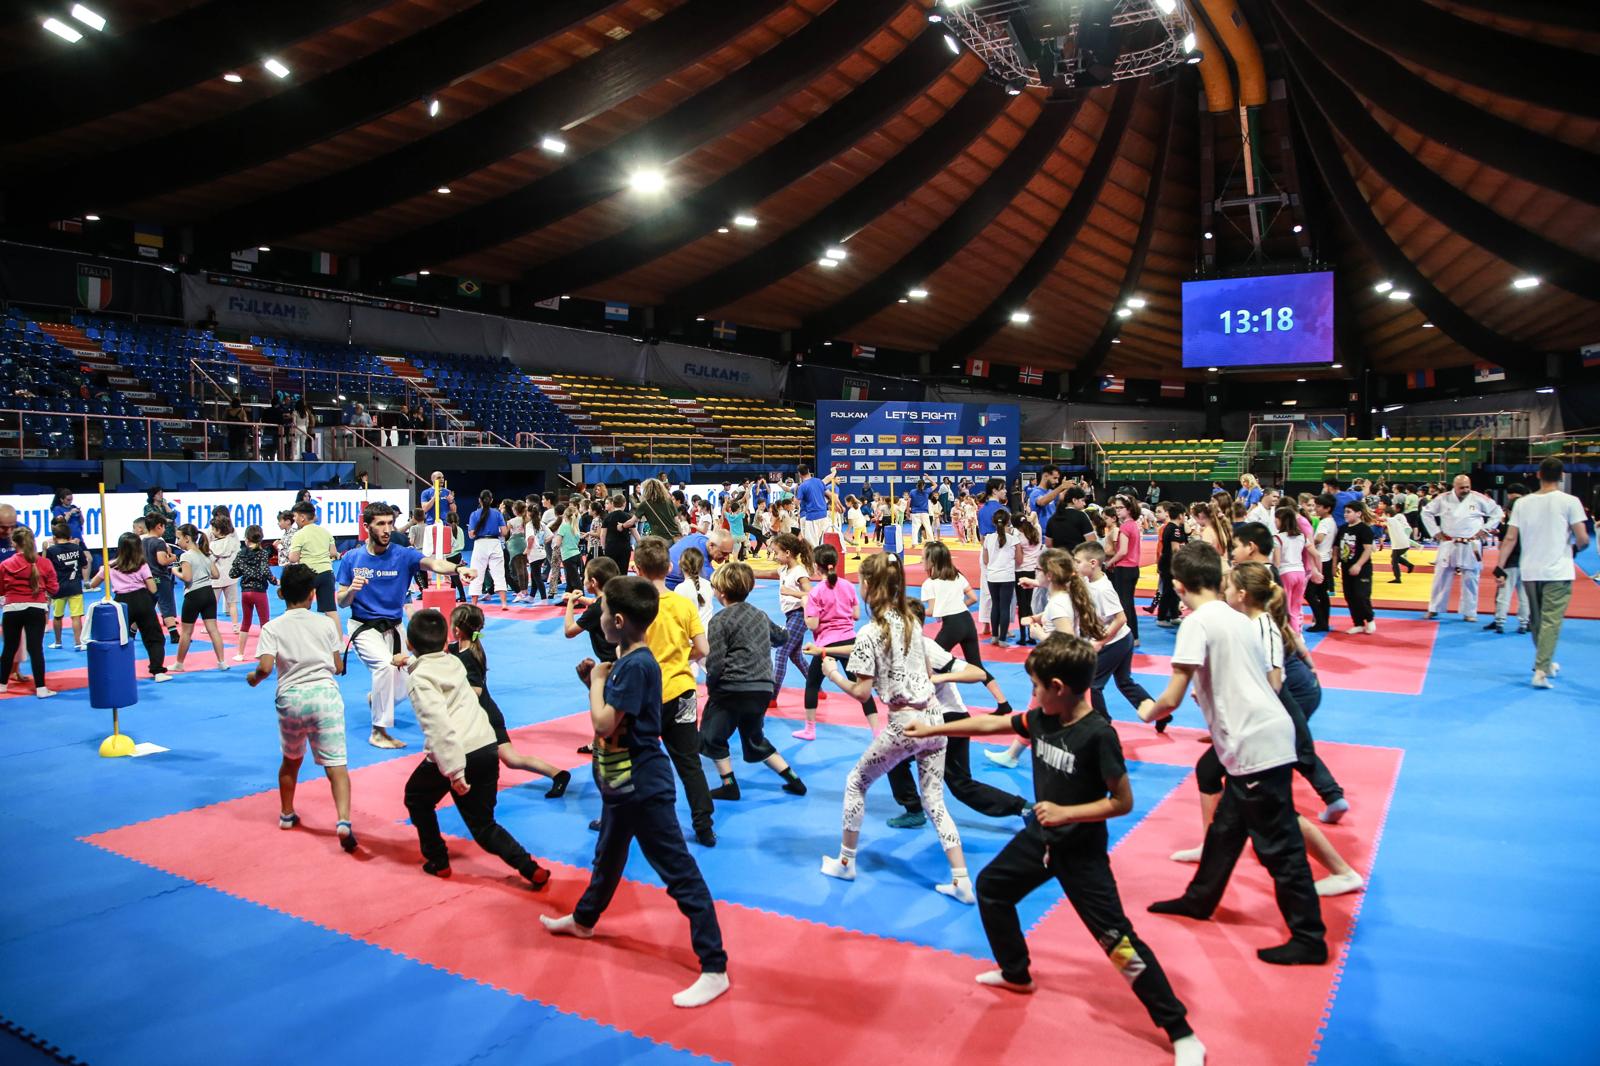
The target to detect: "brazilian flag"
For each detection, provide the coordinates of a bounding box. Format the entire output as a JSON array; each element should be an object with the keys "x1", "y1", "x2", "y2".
[{"x1": 456, "y1": 277, "x2": 482, "y2": 298}]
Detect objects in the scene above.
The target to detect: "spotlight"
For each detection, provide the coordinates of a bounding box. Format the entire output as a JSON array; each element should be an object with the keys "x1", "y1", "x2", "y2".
[
  {"x1": 42, "y1": 18, "x2": 82, "y2": 42},
  {"x1": 1331, "y1": 362, "x2": 1344, "y2": 369},
  {"x1": 1536, "y1": 386, "x2": 1556, "y2": 394},
  {"x1": 1296, "y1": 378, "x2": 1307, "y2": 383},
  {"x1": 1207, "y1": 366, "x2": 1219, "y2": 372},
  {"x1": 1203, "y1": 230, "x2": 1214, "y2": 240},
  {"x1": 84, "y1": 214, "x2": 99, "y2": 221},
  {"x1": 1183, "y1": 31, "x2": 1197, "y2": 52},
  {"x1": 1155, "y1": 0, "x2": 1177, "y2": 13},
  {"x1": 733, "y1": 214, "x2": 757, "y2": 228},
  {"x1": 436, "y1": 186, "x2": 452, "y2": 195},
  {"x1": 428, "y1": 98, "x2": 441, "y2": 118},
  {"x1": 1005, "y1": 76, "x2": 1026, "y2": 96},
  {"x1": 1116, "y1": 307, "x2": 1133, "y2": 318},
  {"x1": 629, "y1": 169, "x2": 666, "y2": 194},
  {"x1": 1512, "y1": 276, "x2": 1541, "y2": 290},
  {"x1": 263, "y1": 57, "x2": 291, "y2": 79},
  {"x1": 944, "y1": 35, "x2": 961, "y2": 54},
  {"x1": 908, "y1": 288, "x2": 929, "y2": 299},
  {"x1": 1010, "y1": 310, "x2": 1031, "y2": 324},
  {"x1": 70, "y1": 5, "x2": 106, "y2": 30},
  {"x1": 222, "y1": 72, "x2": 243, "y2": 83},
  {"x1": 1422, "y1": 322, "x2": 1434, "y2": 328},
  {"x1": 1186, "y1": 50, "x2": 1203, "y2": 65},
  {"x1": 1387, "y1": 289, "x2": 1410, "y2": 301},
  {"x1": 560, "y1": 294, "x2": 570, "y2": 300},
  {"x1": 717, "y1": 227, "x2": 730, "y2": 234},
  {"x1": 539, "y1": 136, "x2": 567, "y2": 154},
  {"x1": 898, "y1": 298, "x2": 909, "y2": 304},
  {"x1": 928, "y1": 12, "x2": 943, "y2": 22},
  {"x1": 1292, "y1": 224, "x2": 1303, "y2": 234},
  {"x1": 1111, "y1": 338, "x2": 1120, "y2": 344},
  {"x1": 818, "y1": 258, "x2": 838, "y2": 269},
  {"x1": 824, "y1": 246, "x2": 847, "y2": 261},
  {"x1": 696, "y1": 316, "x2": 706, "y2": 322},
  {"x1": 257, "y1": 245, "x2": 271, "y2": 252},
  {"x1": 1126, "y1": 297, "x2": 1146, "y2": 309},
  {"x1": 419, "y1": 270, "x2": 430, "y2": 276},
  {"x1": 1374, "y1": 280, "x2": 1393, "y2": 293}
]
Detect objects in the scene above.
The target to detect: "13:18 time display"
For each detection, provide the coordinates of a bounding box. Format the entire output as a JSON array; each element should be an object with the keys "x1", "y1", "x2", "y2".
[{"x1": 1219, "y1": 307, "x2": 1295, "y2": 334}]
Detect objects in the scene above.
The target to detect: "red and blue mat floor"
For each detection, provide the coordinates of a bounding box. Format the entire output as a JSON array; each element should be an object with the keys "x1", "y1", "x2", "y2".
[{"x1": 2, "y1": 554, "x2": 1596, "y2": 1064}]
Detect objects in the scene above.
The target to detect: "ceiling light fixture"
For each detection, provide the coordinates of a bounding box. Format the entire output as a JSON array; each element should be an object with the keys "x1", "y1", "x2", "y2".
[
  {"x1": 1111, "y1": 338, "x2": 1120, "y2": 344},
  {"x1": 1207, "y1": 366, "x2": 1219, "y2": 372},
  {"x1": 944, "y1": 34, "x2": 961, "y2": 55},
  {"x1": 1116, "y1": 307, "x2": 1133, "y2": 318},
  {"x1": 1292, "y1": 224, "x2": 1303, "y2": 234},
  {"x1": 418, "y1": 270, "x2": 430, "y2": 276},
  {"x1": 1512, "y1": 276, "x2": 1541, "y2": 290},
  {"x1": 42, "y1": 18, "x2": 82, "y2": 42},
  {"x1": 539, "y1": 135, "x2": 567, "y2": 154},
  {"x1": 695, "y1": 316, "x2": 706, "y2": 322},
  {"x1": 898, "y1": 298, "x2": 909, "y2": 304},
  {"x1": 428, "y1": 98, "x2": 441, "y2": 118},
  {"x1": 1010, "y1": 310, "x2": 1031, "y2": 324},
  {"x1": 1421, "y1": 322, "x2": 1435, "y2": 328},
  {"x1": 257, "y1": 245, "x2": 270, "y2": 252},
  {"x1": 1186, "y1": 49, "x2": 1203, "y2": 65},
  {"x1": 1154, "y1": 0, "x2": 1177, "y2": 13},
  {"x1": 1383, "y1": 404, "x2": 1405, "y2": 413},
  {"x1": 263, "y1": 57, "x2": 291, "y2": 79},
  {"x1": 733, "y1": 214, "x2": 757, "y2": 228},
  {"x1": 1331, "y1": 362, "x2": 1343, "y2": 369},
  {"x1": 1387, "y1": 289, "x2": 1410, "y2": 301},
  {"x1": 1203, "y1": 230, "x2": 1213, "y2": 240},
  {"x1": 927, "y1": 12, "x2": 943, "y2": 22},
  {"x1": 1374, "y1": 280, "x2": 1393, "y2": 294},
  {"x1": 70, "y1": 5, "x2": 106, "y2": 30},
  {"x1": 1126, "y1": 296, "x2": 1146, "y2": 309},
  {"x1": 222, "y1": 72, "x2": 243, "y2": 83},
  {"x1": 436, "y1": 185, "x2": 452, "y2": 194},
  {"x1": 84, "y1": 214, "x2": 99, "y2": 221},
  {"x1": 908, "y1": 288, "x2": 928, "y2": 299},
  {"x1": 1536, "y1": 386, "x2": 1556, "y2": 394},
  {"x1": 818, "y1": 257, "x2": 838, "y2": 269},
  {"x1": 1296, "y1": 377, "x2": 1307, "y2": 383},
  {"x1": 629, "y1": 168, "x2": 666, "y2": 194},
  {"x1": 717, "y1": 227, "x2": 730, "y2": 234},
  {"x1": 1183, "y1": 31, "x2": 1197, "y2": 53},
  {"x1": 824, "y1": 246, "x2": 847, "y2": 261}
]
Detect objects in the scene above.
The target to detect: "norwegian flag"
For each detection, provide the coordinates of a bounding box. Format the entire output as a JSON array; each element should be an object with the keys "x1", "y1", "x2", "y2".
[
  {"x1": 965, "y1": 358, "x2": 988, "y2": 377},
  {"x1": 1018, "y1": 365, "x2": 1043, "y2": 386}
]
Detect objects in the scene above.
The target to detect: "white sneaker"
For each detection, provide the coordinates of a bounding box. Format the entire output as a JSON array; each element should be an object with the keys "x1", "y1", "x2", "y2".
[
  {"x1": 154, "y1": 672, "x2": 173, "y2": 683},
  {"x1": 232, "y1": 654, "x2": 249, "y2": 662},
  {"x1": 75, "y1": 643, "x2": 88, "y2": 652},
  {"x1": 169, "y1": 662, "x2": 185, "y2": 673},
  {"x1": 1365, "y1": 621, "x2": 1377, "y2": 634},
  {"x1": 975, "y1": 970, "x2": 1035, "y2": 994},
  {"x1": 1315, "y1": 871, "x2": 1365, "y2": 897},
  {"x1": 820, "y1": 855, "x2": 856, "y2": 881},
  {"x1": 1345, "y1": 624, "x2": 1367, "y2": 635},
  {"x1": 1170, "y1": 846, "x2": 1204, "y2": 863},
  {"x1": 36, "y1": 687, "x2": 55, "y2": 699},
  {"x1": 1550, "y1": 661, "x2": 1561, "y2": 677},
  {"x1": 47, "y1": 641, "x2": 61, "y2": 649},
  {"x1": 1532, "y1": 670, "x2": 1553, "y2": 689},
  {"x1": 983, "y1": 748, "x2": 1020, "y2": 769}
]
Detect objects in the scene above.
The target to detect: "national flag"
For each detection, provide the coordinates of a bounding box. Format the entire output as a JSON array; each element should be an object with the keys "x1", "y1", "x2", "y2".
[
  {"x1": 133, "y1": 223, "x2": 164, "y2": 249},
  {"x1": 843, "y1": 379, "x2": 869, "y2": 401},
  {"x1": 1474, "y1": 362, "x2": 1505, "y2": 384},
  {"x1": 604, "y1": 302, "x2": 630, "y2": 322},
  {"x1": 456, "y1": 277, "x2": 482, "y2": 298},
  {"x1": 851, "y1": 343, "x2": 876, "y2": 360},
  {"x1": 534, "y1": 296, "x2": 561, "y2": 310},
  {"x1": 965, "y1": 358, "x2": 988, "y2": 377},
  {"x1": 713, "y1": 320, "x2": 737, "y2": 341},
  {"x1": 311, "y1": 251, "x2": 338, "y2": 275},
  {"x1": 1581, "y1": 344, "x2": 1600, "y2": 368},
  {"x1": 1018, "y1": 365, "x2": 1043, "y2": 386},
  {"x1": 1406, "y1": 369, "x2": 1435, "y2": 389},
  {"x1": 1160, "y1": 380, "x2": 1186, "y2": 397},
  {"x1": 49, "y1": 218, "x2": 83, "y2": 234},
  {"x1": 392, "y1": 273, "x2": 418, "y2": 287},
  {"x1": 76, "y1": 263, "x2": 112, "y2": 311},
  {"x1": 231, "y1": 247, "x2": 259, "y2": 273},
  {"x1": 1100, "y1": 375, "x2": 1125, "y2": 394}
]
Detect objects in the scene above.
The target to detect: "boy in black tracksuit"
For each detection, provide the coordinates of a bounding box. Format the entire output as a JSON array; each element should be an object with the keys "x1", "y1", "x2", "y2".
[
  {"x1": 1153, "y1": 502, "x2": 1188, "y2": 625},
  {"x1": 905, "y1": 633, "x2": 1206, "y2": 1066}
]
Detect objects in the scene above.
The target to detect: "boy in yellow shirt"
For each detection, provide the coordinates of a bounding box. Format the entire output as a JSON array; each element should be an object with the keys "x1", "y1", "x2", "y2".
[{"x1": 634, "y1": 536, "x2": 716, "y2": 847}]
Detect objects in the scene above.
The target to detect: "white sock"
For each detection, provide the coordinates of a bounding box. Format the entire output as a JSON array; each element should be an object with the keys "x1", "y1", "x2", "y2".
[
  {"x1": 671, "y1": 971, "x2": 730, "y2": 1008},
  {"x1": 1170, "y1": 846, "x2": 1203, "y2": 863},
  {"x1": 1315, "y1": 871, "x2": 1365, "y2": 897},
  {"x1": 820, "y1": 853, "x2": 856, "y2": 881},
  {"x1": 936, "y1": 869, "x2": 975, "y2": 904},
  {"x1": 540, "y1": 913, "x2": 594, "y2": 939},
  {"x1": 1173, "y1": 1034, "x2": 1206, "y2": 1066},
  {"x1": 975, "y1": 970, "x2": 1034, "y2": 993}
]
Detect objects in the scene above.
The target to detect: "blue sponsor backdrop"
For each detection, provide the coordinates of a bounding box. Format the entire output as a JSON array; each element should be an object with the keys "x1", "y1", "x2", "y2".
[{"x1": 816, "y1": 400, "x2": 1019, "y2": 491}]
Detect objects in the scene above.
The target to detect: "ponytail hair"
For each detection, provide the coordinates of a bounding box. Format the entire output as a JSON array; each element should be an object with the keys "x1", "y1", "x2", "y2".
[
  {"x1": 922, "y1": 540, "x2": 958, "y2": 581},
  {"x1": 474, "y1": 490, "x2": 495, "y2": 538},
  {"x1": 178, "y1": 523, "x2": 209, "y2": 556},
  {"x1": 1017, "y1": 511, "x2": 1040, "y2": 546},
  {"x1": 450, "y1": 603, "x2": 487, "y2": 667},
  {"x1": 814, "y1": 543, "x2": 840, "y2": 587},
  {"x1": 773, "y1": 532, "x2": 813, "y2": 573},
  {"x1": 859, "y1": 552, "x2": 916, "y2": 652},
  {"x1": 1037, "y1": 547, "x2": 1104, "y2": 640},
  {"x1": 678, "y1": 547, "x2": 708, "y2": 607},
  {"x1": 993, "y1": 507, "x2": 1011, "y2": 548},
  {"x1": 1229, "y1": 562, "x2": 1296, "y2": 651},
  {"x1": 1274, "y1": 506, "x2": 1300, "y2": 536},
  {"x1": 11, "y1": 527, "x2": 42, "y2": 594}
]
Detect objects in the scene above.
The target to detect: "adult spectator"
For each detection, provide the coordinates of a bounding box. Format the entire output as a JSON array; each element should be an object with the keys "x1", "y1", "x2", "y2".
[
  {"x1": 908, "y1": 480, "x2": 933, "y2": 545},
  {"x1": 795, "y1": 463, "x2": 838, "y2": 547},
  {"x1": 419, "y1": 472, "x2": 454, "y2": 524},
  {"x1": 635, "y1": 477, "x2": 679, "y2": 539},
  {"x1": 286, "y1": 500, "x2": 340, "y2": 627},
  {"x1": 336, "y1": 506, "x2": 474, "y2": 748},
  {"x1": 667, "y1": 529, "x2": 735, "y2": 591},
  {"x1": 1487, "y1": 483, "x2": 1530, "y2": 634},
  {"x1": 1421, "y1": 474, "x2": 1503, "y2": 623},
  {"x1": 1044, "y1": 485, "x2": 1094, "y2": 551},
  {"x1": 1238, "y1": 474, "x2": 1263, "y2": 508},
  {"x1": 144, "y1": 488, "x2": 179, "y2": 544},
  {"x1": 1496, "y1": 458, "x2": 1589, "y2": 689},
  {"x1": 224, "y1": 396, "x2": 250, "y2": 459},
  {"x1": 51, "y1": 489, "x2": 85, "y2": 541},
  {"x1": 976, "y1": 477, "x2": 1006, "y2": 539},
  {"x1": 1324, "y1": 478, "x2": 1363, "y2": 529},
  {"x1": 1026, "y1": 465, "x2": 1065, "y2": 535},
  {"x1": 348, "y1": 403, "x2": 373, "y2": 449}
]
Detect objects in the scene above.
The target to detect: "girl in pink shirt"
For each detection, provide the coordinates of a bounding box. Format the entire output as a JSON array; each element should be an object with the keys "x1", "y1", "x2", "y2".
[{"x1": 793, "y1": 544, "x2": 876, "y2": 740}]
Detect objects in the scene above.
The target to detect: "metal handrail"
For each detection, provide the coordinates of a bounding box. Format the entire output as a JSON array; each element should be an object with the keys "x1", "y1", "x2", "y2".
[
  {"x1": 1, "y1": 406, "x2": 270, "y2": 461},
  {"x1": 189, "y1": 356, "x2": 464, "y2": 433}
]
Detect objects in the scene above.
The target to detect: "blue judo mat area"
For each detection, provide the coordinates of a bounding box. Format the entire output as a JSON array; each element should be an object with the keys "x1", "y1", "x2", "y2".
[{"x1": 2, "y1": 555, "x2": 1598, "y2": 1065}]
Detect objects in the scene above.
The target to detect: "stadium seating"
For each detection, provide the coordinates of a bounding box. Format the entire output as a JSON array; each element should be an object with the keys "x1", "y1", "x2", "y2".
[
  {"x1": 1097, "y1": 439, "x2": 1236, "y2": 482},
  {"x1": 682, "y1": 395, "x2": 811, "y2": 467},
  {"x1": 401, "y1": 352, "x2": 588, "y2": 456},
  {"x1": 1312, "y1": 437, "x2": 1486, "y2": 482}
]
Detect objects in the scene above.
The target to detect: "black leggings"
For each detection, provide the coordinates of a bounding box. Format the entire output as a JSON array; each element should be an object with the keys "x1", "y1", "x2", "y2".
[
  {"x1": 1390, "y1": 549, "x2": 1412, "y2": 581},
  {"x1": 562, "y1": 556, "x2": 583, "y2": 595},
  {"x1": 1014, "y1": 570, "x2": 1035, "y2": 632},
  {"x1": 1110, "y1": 565, "x2": 1140, "y2": 641},
  {"x1": 935, "y1": 610, "x2": 993, "y2": 683},
  {"x1": 804, "y1": 644, "x2": 877, "y2": 716},
  {"x1": 1, "y1": 607, "x2": 47, "y2": 687},
  {"x1": 988, "y1": 580, "x2": 1015, "y2": 642},
  {"x1": 114, "y1": 589, "x2": 166, "y2": 675}
]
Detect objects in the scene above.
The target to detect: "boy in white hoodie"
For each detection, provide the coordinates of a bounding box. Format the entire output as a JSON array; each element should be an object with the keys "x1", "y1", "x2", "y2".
[{"x1": 398, "y1": 608, "x2": 549, "y2": 887}]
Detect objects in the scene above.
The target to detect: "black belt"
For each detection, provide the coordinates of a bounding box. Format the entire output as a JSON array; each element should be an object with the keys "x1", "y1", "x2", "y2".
[{"x1": 342, "y1": 616, "x2": 403, "y2": 674}]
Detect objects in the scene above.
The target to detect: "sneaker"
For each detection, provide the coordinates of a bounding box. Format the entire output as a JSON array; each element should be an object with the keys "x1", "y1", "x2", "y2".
[
  {"x1": 1365, "y1": 621, "x2": 1377, "y2": 634},
  {"x1": 169, "y1": 662, "x2": 185, "y2": 673},
  {"x1": 1315, "y1": 871, "x2": 1365, "y2": 897},
  {"x1": 887, "y1": 810, "x2": 926, "y2": 829},
  {"x1": 153, "y1": 672, "x2": 173, "y2": 683},
  {"x1": 545, "y1": 770, "x2": 571, "y2": 799},
  {"x1": 983, "y1": 748, "x2": 1019, "y2": 769},
  {"x1": 278, "y1": 812, "x2": 300, "y2": 830},
  {"x1": 1484, "y1": 621, "x2": 1504, "y2": 632},
  {"x1": 694, "y1": 826, "x2": 717, "y2": 848},
  {"x1": 232, "y1": 653, "x2": 249, "y2": 662},
  {"x1": 819, "y1": 854, "x2": 856, "y2": 881},
  {"x1": 1170, "y1": 846, "x2": 1203, "y2": 863},
  {"x1": 47, "y1": 641, "x2": 62, "y2": 649},
  {"x1": 35, "y1": 687, "x2": 56, "y2": 699},
  {"x1": 1532, "y1": 670, "x2": 1553, "y2": 689}
]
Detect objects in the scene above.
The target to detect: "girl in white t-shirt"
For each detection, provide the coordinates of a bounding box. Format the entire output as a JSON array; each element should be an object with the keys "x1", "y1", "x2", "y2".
[
  {"x1": 981, "y1": 509, "x2": 1022, "y2": 646},
  {"x1": 770, "y1": 533, "x2": 814, "y2": 700},
  {"x1": 1013, "y1": 513, "x2": 1043, "y2": 646},
  {"x1": 1271, "y1": 507, "x2": 1310, "y2": 632},
  {"x1": 1075, "y1": 541, "x2": 1157, "y2": 724},
  {"x1": 817, "y1": 553, "x2": 974, "y2": 904},
  {"x1": 675, "y1": 546, "x2": 715, "y2": 682},
  {"x1": 919, "y1": 540, "x2": 1012, "y2": 712}
]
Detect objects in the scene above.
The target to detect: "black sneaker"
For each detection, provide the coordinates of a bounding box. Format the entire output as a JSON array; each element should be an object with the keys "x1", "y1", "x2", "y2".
[
  {"x1": 1483, "y1": 621, "x2": 1503, "y2": 632},
  {"x1": 588, "y1": 819, "x2": 601, "y2": 832},
  {"x1": 695, "y1": 826, "x2": 717, "y2": 848},
  {"x1": 545, "y1": 770, "x2": 570, "y2": 799},
  {"x1": 422, "y1": 858, "x2": 452, "y2": 878},
  {"x1": 521, "y1": 862, "x2": 551, "y2": 890}
]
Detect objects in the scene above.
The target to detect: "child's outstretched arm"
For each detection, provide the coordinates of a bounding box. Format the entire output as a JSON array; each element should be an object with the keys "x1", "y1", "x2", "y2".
[
  {"x1": 904, "y1": 714, "x2": 1014, "y2": 739},
  {"x1": 1138, "y1": 663, "x2": 1195, "y2": 722}
]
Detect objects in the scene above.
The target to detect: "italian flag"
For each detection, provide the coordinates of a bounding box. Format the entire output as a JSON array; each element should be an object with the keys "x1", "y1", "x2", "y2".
[{"x1": 312, "y1": 251, "x2": 338, "y2": 275}]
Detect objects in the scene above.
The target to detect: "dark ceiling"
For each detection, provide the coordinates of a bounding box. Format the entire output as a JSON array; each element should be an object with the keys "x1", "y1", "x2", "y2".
[{"x1": 1, "y1": 0, "x2": 1596, "y2": 380}]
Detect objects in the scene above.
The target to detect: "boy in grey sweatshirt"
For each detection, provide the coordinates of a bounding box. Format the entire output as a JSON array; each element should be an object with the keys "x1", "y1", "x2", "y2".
[{"x1": 699, "y1": 562, "x2": 806, "y2": 800}]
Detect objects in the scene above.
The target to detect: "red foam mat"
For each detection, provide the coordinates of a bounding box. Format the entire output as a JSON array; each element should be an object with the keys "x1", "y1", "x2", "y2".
[
  {"x1": 88, "y1": 712, "x2": 1401, "y2": 1066},
  {"x1": 1307, "y1": 619, "x2": 1437, "y2": 695}
]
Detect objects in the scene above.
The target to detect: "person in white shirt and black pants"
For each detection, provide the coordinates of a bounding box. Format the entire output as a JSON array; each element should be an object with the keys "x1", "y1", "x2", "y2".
[{"x1": 1494, "y1": 458, "x2": 1590, "y2": 688}]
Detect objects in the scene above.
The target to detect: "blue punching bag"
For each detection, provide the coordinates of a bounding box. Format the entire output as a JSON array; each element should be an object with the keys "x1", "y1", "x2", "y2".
[
  {"x1": 882, "y1": 521, "x2": 903, "y2": 560},
  {"x1": 88, "y1": 599, "x2": 139, "y2": 712}
]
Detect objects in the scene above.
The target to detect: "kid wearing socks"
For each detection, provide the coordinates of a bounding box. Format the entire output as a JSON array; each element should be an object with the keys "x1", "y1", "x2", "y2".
[
  {"x1": 769, "y1": 533, "x2": 814, "y2": 703},
  {"x1": 904, "y1": 634, "x2": 1206, "y2": 1066},
  {"x1": 795, "y1": 543, "x2": 875, "y2": 741},
  {"x1": 246, "y1": 563, "x2": 357, "y2": 852},
  {"x1": 1138, "y1": 543, "x2": 1327, "y2": 965},
  {"x1": 398, "y1": 608, "x2": 550, "y2": 887},
  {"x1": 1075, "y1": 542, "x2": 1156, "y2": 721},
  {"x1": 700, "y1": 561, "x2": 806, "y2": 800},
  {"x1": 449, "y1": 604, "x2": 570, "y2": 798},
  {"x1": 229, "y1": 525, "x2": 276, "y2": 662},
  {"x1": 543, "y1": 575, "x2": 730, "y2": 1009}
]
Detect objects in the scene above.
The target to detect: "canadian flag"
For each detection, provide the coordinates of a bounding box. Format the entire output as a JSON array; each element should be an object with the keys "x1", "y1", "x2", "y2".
[
  {"x1": 1018, "y1": 365, "x2": 1043, "y2": 386},
  {"x1": 965, "y1": 358, "x2": 988, "y2": 377}
]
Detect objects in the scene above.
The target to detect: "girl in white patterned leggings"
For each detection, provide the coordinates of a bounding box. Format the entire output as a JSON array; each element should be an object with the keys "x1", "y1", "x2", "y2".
[{"x1": 819, "y1": 553, "x2": 974, "y2": 904}]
